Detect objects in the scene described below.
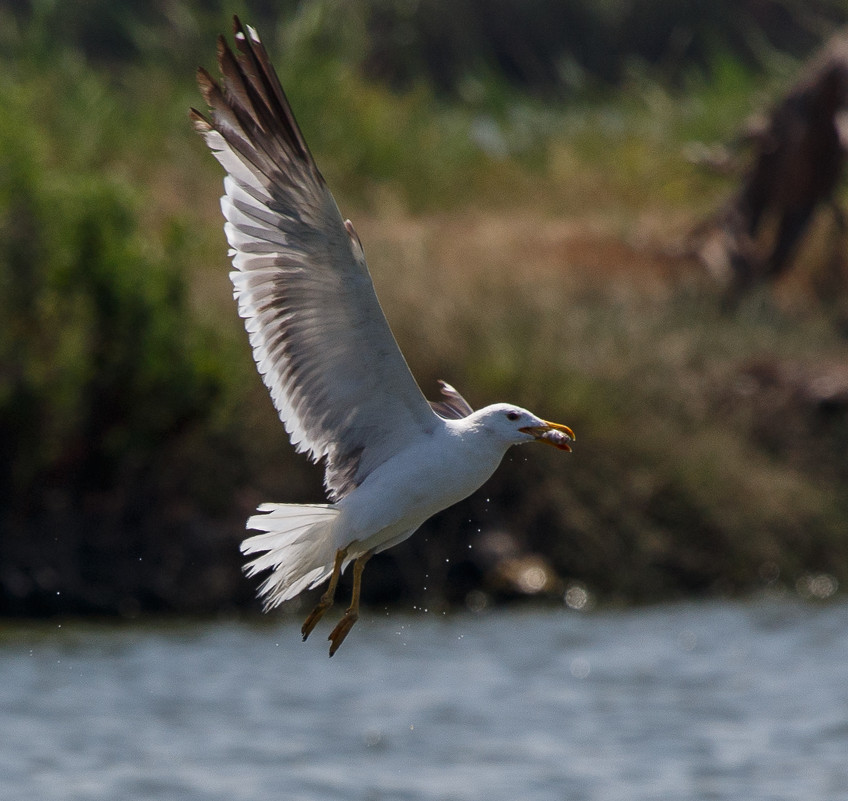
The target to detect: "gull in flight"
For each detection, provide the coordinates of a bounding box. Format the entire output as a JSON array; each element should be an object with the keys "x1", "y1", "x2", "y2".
[{"x1": 192, "y1": 18, "x2": 574, "y2": 656}]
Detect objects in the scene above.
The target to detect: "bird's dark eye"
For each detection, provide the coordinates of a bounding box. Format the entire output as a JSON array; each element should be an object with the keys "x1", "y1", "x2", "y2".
[{"x1": 506, "y1": 410, "x2": 520, "y2": 421}]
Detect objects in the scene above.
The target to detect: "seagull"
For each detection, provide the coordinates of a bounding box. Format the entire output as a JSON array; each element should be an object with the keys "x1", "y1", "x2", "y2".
[{"x1": 192, "y1": 18, "x2": 574, "y2": 656}]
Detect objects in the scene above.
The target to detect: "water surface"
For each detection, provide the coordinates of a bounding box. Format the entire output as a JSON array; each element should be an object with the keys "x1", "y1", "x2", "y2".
[{"x1": 3, "y1": 600, "x2": 847, "y2": 800}]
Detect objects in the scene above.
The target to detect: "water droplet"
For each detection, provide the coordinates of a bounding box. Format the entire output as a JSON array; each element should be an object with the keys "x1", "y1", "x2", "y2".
[
  {"x1": 570, "y1": 657, "x2": 590, "y2": 679},
  {"x1": 796, "y1": 573, "x2": 838, "y2": 599},
  {"x1": 364, "y1": 730, "x2": 383, "y2": 748},
  {"x1": 564, "y1": 583, "x2": 590, "y2": 610},
  {"x1": 465, "y1": 590, "x2": 489, "y2": 612}
]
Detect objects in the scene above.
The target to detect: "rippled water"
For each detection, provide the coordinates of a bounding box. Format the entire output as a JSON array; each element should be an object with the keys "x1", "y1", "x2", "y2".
[{"x1": 3, "y1": 600, "x2": 848, "y2": 801}]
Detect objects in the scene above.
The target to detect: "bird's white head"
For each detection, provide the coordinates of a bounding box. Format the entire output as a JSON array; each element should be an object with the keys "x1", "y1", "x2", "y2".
[{"x1": 470, "y1": 404, "x2": 574, "y2": 451}]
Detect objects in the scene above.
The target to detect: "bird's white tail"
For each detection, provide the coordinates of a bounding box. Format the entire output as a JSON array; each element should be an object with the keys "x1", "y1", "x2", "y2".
[{"x1": 241, "y1": 503, "x2": 340, "y2": 610}]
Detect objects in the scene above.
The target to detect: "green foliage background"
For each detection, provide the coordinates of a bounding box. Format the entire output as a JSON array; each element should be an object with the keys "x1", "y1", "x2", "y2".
[{"x1": 2, "y1": 0, "x2": 848, "y2": 615}]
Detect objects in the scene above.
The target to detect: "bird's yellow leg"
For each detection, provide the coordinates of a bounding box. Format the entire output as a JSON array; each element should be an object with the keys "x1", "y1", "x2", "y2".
[
  {"x1": 301, "y1": 546, "x2": 348, "y2": 642},
  {"x1": 328, "y1": 550, "x2": 373, "y2": 657}
]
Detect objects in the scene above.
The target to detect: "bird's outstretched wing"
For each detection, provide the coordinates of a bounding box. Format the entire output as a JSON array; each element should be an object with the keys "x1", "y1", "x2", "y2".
[
  {"x1": 192, "y1": 17, "x2": 437, "y2": 501},
  {"x1": 429, "y1": 380, "x2": 474, "y2": 420}
]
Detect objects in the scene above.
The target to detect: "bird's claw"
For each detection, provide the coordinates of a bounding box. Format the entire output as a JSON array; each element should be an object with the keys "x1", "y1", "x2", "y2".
[
  {"x1": 301, "y1": 598, "x2": 332, "y2": 641},
  {"x1": 327, "y1": 609, "x2": 359, "y2": 657}
]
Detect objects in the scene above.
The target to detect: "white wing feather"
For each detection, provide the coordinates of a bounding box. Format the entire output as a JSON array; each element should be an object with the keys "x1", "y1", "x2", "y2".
[{"x1": 192, "y1": 20, "x2": 437, "y2": 501}]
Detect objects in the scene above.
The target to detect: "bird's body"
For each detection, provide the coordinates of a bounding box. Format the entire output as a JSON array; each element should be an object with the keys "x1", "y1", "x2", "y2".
[
  {"x1": 337, "y1": 417, "x2": 500, "y2": 550},
  {"x1": 349, "y1": 411, "x2": 522, "y2": 538},
  {"x1": 242, "y1": 404, "x2": 562, "y2": 613},
  {"x1": 193, "y1": 19, "x2": 573, "y2": 655}
]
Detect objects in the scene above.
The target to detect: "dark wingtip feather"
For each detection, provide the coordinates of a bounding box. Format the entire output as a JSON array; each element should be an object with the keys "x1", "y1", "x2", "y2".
[
  {"x1": 189, "y1": 108, "x2": 212, "y2": 133},
  {"x1": 194, "y1": 17, "x2": 325, "y2": 195},
  {"x1": 195, "y1": 66, "x2": 218, "y2": 103},
  {"x1": 215, "y1": 33, "x2": 229, "y2": 64}
]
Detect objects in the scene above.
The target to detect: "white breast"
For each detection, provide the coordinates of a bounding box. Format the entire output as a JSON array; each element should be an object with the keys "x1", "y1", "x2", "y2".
[{"x1": 334, "y1": 419, "x2": 509, "y2": 555}]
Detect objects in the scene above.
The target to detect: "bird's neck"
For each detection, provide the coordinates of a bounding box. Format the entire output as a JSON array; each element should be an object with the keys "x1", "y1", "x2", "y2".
[{"x1": 447, "y1": 414, "x2": 511, "y2": 459}]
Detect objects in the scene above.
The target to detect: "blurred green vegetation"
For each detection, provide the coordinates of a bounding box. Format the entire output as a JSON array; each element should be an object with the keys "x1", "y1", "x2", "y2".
[{"x1": 1, "y1": 0, "x2": 848, "y2": 615}]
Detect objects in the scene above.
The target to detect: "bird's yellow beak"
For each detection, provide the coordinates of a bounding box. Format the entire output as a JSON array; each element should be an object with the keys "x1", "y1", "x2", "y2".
[{"x1": 519, "y1": 421, "x2": 575, "y2": 451}]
